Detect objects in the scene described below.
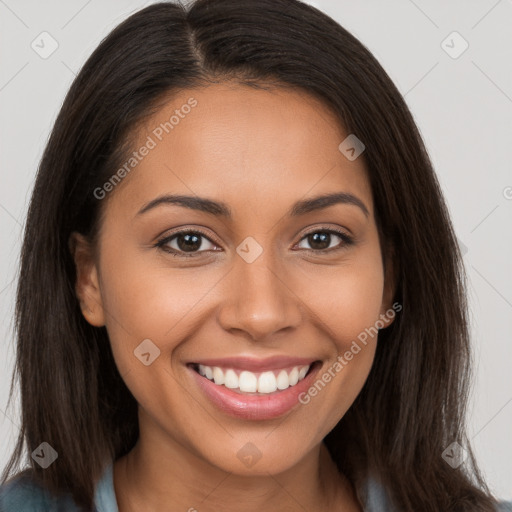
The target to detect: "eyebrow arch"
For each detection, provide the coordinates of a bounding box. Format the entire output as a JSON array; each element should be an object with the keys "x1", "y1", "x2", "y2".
[
  {"x1": 290, "y1": 192, "x2": 369, "y2": 218},
  {"x1": 136, "y1": 192, "x2": 369, "y2": 219}
]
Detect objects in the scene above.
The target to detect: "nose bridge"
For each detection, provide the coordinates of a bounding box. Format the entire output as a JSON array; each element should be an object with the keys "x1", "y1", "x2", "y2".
[{"x1": 217, "y1": 241, "x2": 302, "y2": 339}]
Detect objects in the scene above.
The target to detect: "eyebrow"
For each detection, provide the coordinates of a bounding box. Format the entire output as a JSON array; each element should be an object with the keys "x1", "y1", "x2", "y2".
[{"x1": 136, "y1": 192, "x2": 369, "y2": 219}]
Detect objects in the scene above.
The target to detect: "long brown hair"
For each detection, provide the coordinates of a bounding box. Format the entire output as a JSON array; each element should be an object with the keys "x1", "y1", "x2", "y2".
[{"x1": 1, "y1": 1, "x2": 502, "y2": 510}]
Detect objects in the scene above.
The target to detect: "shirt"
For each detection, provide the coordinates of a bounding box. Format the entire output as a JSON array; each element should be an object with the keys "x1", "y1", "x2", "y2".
[{"x1": 1, "y1": 461, "x2": 511, "y2": 511}]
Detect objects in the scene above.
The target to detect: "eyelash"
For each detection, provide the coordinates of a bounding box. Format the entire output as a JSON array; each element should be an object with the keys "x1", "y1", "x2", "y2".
[{"x1": 154, "y1": 226, "x2": 354, "y2": 258}]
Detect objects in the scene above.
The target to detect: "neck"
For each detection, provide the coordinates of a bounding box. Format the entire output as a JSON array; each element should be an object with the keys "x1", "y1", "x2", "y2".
[{"x1": 114, "y1": 427, "x2": 361, "y2": 512}]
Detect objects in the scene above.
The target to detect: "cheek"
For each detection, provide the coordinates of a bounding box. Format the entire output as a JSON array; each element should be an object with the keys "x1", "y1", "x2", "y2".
[
  {"x1": 98, "y1": 245, "x2": 223, "y2": 351},
  {"x1": 96, "y1": 246, "x2": 205, "y2": 420},
  {"x1": 290, "y1": 246, "x2": 384, "y2": 423},
  {"x1": 294, "y1": 249, "x2": 385, "y2": 347}
]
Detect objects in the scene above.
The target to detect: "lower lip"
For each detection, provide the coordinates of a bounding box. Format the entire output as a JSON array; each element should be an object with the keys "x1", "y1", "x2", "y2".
[{"x1": 188, "y1": 362, "x2": 321, "y2": 420}]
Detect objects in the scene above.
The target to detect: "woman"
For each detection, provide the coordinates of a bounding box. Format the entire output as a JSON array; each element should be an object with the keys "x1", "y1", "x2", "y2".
[{"x1": 1, "y1": 1, "x2": 510, "y2": 510}]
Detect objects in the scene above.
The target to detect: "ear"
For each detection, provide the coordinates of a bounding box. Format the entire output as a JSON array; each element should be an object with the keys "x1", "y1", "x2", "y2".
[
  {"x1": 68, "y1": 232, "x2": 105, "y2": 327},
  {"x1": 379, "y1": 243, "x2": 398, "y2": 329}
]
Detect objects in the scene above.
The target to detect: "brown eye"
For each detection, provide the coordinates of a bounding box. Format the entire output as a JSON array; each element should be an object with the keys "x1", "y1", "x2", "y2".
[
  {"x1": 305, "y1": 232, "x2": 331, "y2": 250},
  {"x1": 156, "y1": 230, "x2": 218, "y2": 256},
  {"x1": 296, "y1": 229, "x2": 353, "y2": 253},
  {"x1": 175, "y1": 232, "x2": 202, "y2": 252}
]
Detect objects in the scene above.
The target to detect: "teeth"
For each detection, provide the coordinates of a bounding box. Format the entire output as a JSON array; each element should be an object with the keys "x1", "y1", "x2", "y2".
[
  {"x1": 239, "y1": 371, "x2": 257, "y2": 392},
  {"x1": 224, "y1": 369, "x2": 238, "y2": 389},
  {"x1": 204, "y1": 365, "x2": 213, "y2": 380},
  {"x1": 298, "y1": 366, "x2": 308, "y2": 380},
  {"x1": 212, "y1": 366, "x2": 224, "y2": 385},
  {"x1": 258, "y1": 371, "x2": 277, "y2": 393},
  {"x1": 276, "y1": 370, "x2": 289, "y2": 390},
  {"x1": 195, "y1": 364, "x2": 312, "y2": 394},
  {"x1": 289, "y1": 367, "x2": 299, "y2": 386}
]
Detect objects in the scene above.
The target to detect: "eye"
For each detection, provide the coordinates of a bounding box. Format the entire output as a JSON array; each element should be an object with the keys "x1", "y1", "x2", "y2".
[
  {"x1": 155, "y1": 226, "x2": 354, "y2": 258},
  {"x1": 295, "y1": 228, "x2": 354, "y2": 254},
  {"x1": 155, "y1": 229, "x2": 219, "y2": 257}
]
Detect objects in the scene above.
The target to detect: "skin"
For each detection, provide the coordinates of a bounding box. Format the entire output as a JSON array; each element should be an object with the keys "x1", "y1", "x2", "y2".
[{"x1": 71, "y1": 82, "x2": 396, "y2": 512}]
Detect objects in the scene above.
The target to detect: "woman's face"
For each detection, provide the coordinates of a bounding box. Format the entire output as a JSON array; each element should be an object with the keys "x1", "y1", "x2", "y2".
[{"x1": 74, "y1": 82, "x2": 395, "y2": 475}]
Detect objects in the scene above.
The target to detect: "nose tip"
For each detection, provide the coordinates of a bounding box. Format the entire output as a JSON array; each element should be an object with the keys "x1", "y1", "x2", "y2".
[{"x1": 217, "y1": 257, "x2": 302, "y2": 341}]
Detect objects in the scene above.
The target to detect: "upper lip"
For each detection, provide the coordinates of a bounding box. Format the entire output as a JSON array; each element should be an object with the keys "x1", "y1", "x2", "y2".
[{"x1": 188, "y1": 355, "x2": 319, "y2": 372}]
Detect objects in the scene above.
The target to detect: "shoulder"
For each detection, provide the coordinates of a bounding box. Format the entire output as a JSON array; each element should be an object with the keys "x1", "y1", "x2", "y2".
[
  {"x1": 0, "y1": 470, "x2": 80, "y2": 512},
  {"x1": 0, "y1": 470, "x2": 51, "y2": 512},
  {"x1": 356, "y1": 472, "x2": 394, "y2": 511},
  {"x1": 358, "y1": 473, "x2": 512, "y2": 512}
]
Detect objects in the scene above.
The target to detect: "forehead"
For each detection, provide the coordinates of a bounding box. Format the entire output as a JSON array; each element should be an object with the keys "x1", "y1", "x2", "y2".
[{"x1": 104, "y1": 82, "x2": 373, "y2": 221}]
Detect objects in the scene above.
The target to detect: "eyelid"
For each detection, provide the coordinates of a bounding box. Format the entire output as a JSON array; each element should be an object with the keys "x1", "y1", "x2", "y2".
[
  {"x1": 155, "y1": 224, "x2": 354, "y2": 257},
  {"x1": 154, "y1": 226, "x2": 220, "y2": 256},
  {"x1": 295, "y1": 224, "x2": 353, "y2": 242},
  {"x1": 293, "y1": 225, "x2": 354, "y2": 253}
]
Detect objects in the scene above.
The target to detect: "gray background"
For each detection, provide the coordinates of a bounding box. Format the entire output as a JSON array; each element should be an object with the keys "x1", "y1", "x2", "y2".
[{"x1": 1, "y1": 0, "x2": 511, "y2": 500}]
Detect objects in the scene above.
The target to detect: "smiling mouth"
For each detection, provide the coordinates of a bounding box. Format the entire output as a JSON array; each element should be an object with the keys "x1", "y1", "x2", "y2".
[{"x1": 188, "y1": 361, "x2": 320, "y2": 395}]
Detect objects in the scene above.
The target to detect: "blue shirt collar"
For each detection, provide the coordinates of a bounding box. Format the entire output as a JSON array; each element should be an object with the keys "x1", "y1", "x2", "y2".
[{"x1": 92, "y1": 461, "x2": 394, "y2": 512}]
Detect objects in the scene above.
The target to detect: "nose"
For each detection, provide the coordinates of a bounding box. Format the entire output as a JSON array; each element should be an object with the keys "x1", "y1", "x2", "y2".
[{"x1": 217, "y1": 249, "x2": 303, "y2": 341}]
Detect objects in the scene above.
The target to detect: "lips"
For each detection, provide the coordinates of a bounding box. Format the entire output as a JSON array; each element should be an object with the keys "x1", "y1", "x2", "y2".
[
  {"x1": 186, "y1": 357, "x2": 322, "y2": 420},
  {"x1": 195, "y1": 363, "x2": 311, "y2": 393}
]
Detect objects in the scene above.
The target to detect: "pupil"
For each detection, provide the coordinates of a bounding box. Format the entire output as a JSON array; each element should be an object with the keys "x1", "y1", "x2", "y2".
[
  {"x1": 177, "y1": 233, "x2": 201, "y2": 252},
  {"x1": 175, "y1": 232, "x2": 332, "y2": 252},
  {"x1": 309, "y1": 232, "x2": 330, "y2": 250}
]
